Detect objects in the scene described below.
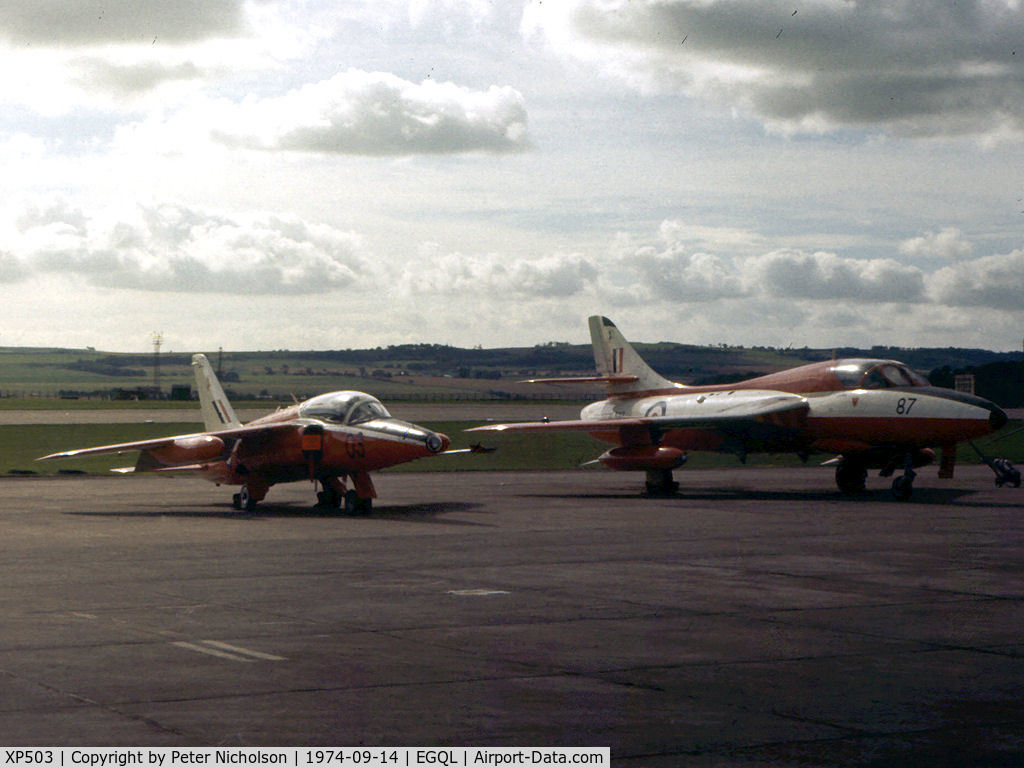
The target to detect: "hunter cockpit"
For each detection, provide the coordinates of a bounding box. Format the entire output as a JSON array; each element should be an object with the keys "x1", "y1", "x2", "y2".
[{"x1": 831, "y1": 360, "x2": 930, "y2": 391}]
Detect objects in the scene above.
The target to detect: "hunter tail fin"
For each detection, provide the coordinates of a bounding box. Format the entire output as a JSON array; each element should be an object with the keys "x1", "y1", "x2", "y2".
[
  {"x1": 192, "y1": 354, "x2": 241, "y2": 431},
  {"x1": 588, "y1": 316, "x2": 682, "y2": 394}
]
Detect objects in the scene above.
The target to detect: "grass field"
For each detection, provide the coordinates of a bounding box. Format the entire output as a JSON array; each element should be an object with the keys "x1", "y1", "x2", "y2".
[
  {"x1": 5, "y1": 420, "x2": 1022, "y2": 477},
  {"x1": 0, "y1": 347, "x2": 595, "y2": 401}
]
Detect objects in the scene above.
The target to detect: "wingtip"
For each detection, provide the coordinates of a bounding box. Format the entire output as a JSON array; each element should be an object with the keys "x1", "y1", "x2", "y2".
[{"x1": 464, "y1": 424, "x2": 507, "y2": 433}]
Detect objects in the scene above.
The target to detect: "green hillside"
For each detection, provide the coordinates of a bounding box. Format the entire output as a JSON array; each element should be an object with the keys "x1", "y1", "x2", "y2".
[{"x1": 1, "y1": 340, "x2": 1021, "y2": 405}]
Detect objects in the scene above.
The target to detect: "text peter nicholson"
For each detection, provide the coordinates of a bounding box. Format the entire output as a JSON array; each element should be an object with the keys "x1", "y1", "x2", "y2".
[{"x1": 2, "y1": 748, "x2": 610, "y2": 768}]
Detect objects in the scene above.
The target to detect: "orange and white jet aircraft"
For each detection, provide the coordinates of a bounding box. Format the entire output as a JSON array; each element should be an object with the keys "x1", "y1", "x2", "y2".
[
  {"x1": 469, "y1": 316, "x2": 1018, "y2": 500},
  {"x1": 41, "y1": 354, "x2": 454, "y2": 514}
]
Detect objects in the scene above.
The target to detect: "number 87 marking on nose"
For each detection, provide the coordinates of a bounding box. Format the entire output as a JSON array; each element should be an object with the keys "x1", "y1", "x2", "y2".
[{"x1": 896, "y1": 397, "x2": 917, "y2": 415}]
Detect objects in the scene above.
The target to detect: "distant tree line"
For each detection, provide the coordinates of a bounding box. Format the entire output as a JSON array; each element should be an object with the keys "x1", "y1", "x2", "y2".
[
  {"x1": 928, "y1": 362, "x2": 1024, "y2": 407},
  {"x1": 58, "y1": 343, "x2": 1022, "y2": 405},
  {"x1": 66, "y1": 359, "x2": 146, "y2": 377}
]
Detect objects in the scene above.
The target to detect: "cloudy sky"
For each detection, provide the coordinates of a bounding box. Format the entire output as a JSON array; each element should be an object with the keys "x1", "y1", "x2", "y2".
[{"x1": 1, "y1": 0, "x2": 1023, "y2": 353}]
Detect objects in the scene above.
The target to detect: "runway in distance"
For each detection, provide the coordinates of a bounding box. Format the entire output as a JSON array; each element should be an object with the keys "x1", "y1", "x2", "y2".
[
  {"x1": 469, "y1": 316, "x2": 1020, "y2": 500},
  {"x1": 40, "y1": 354, "x2": 460, "y2": 513}
]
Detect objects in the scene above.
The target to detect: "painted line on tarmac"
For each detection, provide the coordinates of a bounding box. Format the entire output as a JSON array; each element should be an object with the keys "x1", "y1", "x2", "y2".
[
  {"x1": 200, "y1": 639, "x2": 287, "y2": 661},
  {"x1": 171, "y1": 640, "x2": 286, "y2": 663}
]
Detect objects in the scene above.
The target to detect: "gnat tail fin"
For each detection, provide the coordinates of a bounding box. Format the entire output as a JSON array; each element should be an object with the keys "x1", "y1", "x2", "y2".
[
  {"x1": 588, "y1": 315, "x2": 683, "y2": 394},
  {"x1": 192, "y1": 354, "x2": 241, "y2": 431}
]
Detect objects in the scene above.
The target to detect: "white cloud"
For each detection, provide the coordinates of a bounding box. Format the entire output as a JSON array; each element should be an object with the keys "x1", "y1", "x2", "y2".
[
  {"x1": 621, "y1": 246, "x2": 745, "y2": 302},
  {"x1": 0, "y1": 0, "x2": 248, "y2": 47},
  {"x1": 69, "y1": 57, "x2": 206, "y2": 99},
  {"x1": 898, "y1": 227, "x2": 975, "y2": 260},
  {"x1": 408, "y1": 0, "x2": 501, "y2": 30},
  {"x1": 603, "y1": 228, "x2": 930, "y2": 305},
  {"x1": 524, "y1": 0, "x2": 1024, "y2": 140},
  {"x1": 0, "y1": 251, "x2": 27, "y2": 283},
  {"x1": 748, "y1": 249, "x2": 926, "y2": 303},
  {"x1": 0, "y1": 1, "x2": 317, "y2": 113},
  {"x1": 927, "y1": 249, "x2": 1024, "y2": 310},
  {"x1": 3, "y1": 199, "x2": 369, "y2": 295},
  {"x1": 10, "y1": 204, "x2": 1018, "y2": 324},
  {"x1": 210, "y1": 70, "x2": 530, "y2": 155},
  {"x1": 656, "y1": 220, "x2": 766, "y2": 254},
  {"x1": 398, "y1": 250, "x2": 597, "y2": 300}
]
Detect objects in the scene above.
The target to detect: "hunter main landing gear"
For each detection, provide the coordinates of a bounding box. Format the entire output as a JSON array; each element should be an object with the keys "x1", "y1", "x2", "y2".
[
  {"x1": 837, "y1": 446, "x2": 1021, "y2": 501},
  {"x1": 643, "y1": 469, "x2": 680, "y2": 497},
  {"x1": 836, "y1": 451, "x2": 925, "y2": 501}
]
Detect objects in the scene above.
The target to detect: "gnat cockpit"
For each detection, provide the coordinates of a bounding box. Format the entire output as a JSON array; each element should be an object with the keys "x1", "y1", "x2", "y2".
[
  {"x1": 299, "y1": 391, "x2": 391, "y2": 425},
  {"x1": 831, "y1": 360, "x2": 930, "y2": 391}
]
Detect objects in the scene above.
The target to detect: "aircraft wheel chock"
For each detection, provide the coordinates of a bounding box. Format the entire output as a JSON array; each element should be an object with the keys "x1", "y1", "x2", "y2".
[
  {"x1": 344, "y1": 489, "x2": 372, "y2": 516},
  {"x1": 835, "y1": 460, "x2": 867, "y2": 495},
  {"x1": 317, "y1": 488, "x2": 341, "y2": 508},
  {"x1": 891, "y1": 475, "x2": 913, "y2": 502}
]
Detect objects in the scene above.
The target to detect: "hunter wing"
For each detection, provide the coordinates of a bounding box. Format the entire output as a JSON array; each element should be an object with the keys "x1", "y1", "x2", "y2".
[{"x1": 468, "y1": 391, "x2": 810, "y2": 440}]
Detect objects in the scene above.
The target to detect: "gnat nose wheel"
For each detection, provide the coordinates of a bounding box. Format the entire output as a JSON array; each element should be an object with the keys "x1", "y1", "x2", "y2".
[{"x1": 232, "y1": 485, "x2": 259, "y2": 511}]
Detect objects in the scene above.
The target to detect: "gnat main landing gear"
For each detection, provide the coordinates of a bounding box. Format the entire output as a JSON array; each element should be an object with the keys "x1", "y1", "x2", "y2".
[
  {"x1": 232, "y1": 482, "x2": 267, "y2": 511},
  {"x1": 314, "y1": 477, "x2": 373, "y2": 515}
]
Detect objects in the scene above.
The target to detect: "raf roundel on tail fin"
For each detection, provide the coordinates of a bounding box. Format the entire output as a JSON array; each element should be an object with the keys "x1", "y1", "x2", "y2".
[
  {"x1": 587, "y1": 316, "x2": 683, "y2": 394},
  {"x1": 192, "y1": 354, "x2": 242, "y2": 431}
]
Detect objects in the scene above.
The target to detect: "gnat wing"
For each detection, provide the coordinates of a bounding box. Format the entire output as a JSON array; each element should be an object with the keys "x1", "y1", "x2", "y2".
[
  {"x1": 39, "y1": 422, "x2": 297, "y2": 467},
  {"x1": 39, "y1": 434, "x2": 204, "y2": 461}
]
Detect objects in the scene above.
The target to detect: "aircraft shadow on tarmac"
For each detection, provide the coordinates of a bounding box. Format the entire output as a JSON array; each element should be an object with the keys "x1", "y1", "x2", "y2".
[
  {"x1": 65, "y1": 500, "x2": 491, "y2": 525},
  {"x1": 521, "y1": 484, "x2": 1019, "y2": 507}
]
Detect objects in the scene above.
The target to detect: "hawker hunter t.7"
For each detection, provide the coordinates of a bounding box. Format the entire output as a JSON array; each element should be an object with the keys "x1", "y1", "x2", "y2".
[
  {"x1": 469, "y1": 316, "x2": 1018, "y2": 500},
  {"x1": 41, "y1": 354, "x2": 457, "y2": 513}
]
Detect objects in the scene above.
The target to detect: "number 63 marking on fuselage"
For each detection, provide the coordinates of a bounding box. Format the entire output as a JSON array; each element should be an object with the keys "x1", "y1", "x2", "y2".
[
  {"x1": 346, "y1": 433, "x2": 366, "y2": 458},
  {"x1": 896, "y1": 397, "x2": 917, "y2": 415}
]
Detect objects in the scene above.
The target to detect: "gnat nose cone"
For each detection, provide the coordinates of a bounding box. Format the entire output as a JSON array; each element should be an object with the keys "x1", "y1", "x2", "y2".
[{"x1": 426, "y1": 432, "x2": 450, "y2": 454}]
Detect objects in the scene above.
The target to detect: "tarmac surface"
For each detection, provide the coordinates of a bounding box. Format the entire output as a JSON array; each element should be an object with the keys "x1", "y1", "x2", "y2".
[{"x1": 1, "y1": 466, "x2": 1023, "y2": 765}]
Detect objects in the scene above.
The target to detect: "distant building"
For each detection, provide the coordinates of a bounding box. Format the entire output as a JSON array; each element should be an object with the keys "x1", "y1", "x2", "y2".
[
  {"x1": 170, "y1": 385, "x2": 192, "y2": 401},
  {"x1": 110, "y1": 386, "x2": 163, "y2": 401},
  {"x1": 954, "y1": 374, "x2": 975, "y2": 395}
]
